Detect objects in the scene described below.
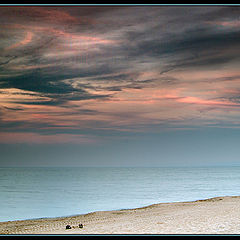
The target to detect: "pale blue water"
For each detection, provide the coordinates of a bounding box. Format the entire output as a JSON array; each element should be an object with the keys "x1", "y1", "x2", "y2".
[{"x1": 0, "y1": 167, "x2": 240, "y2": 222}]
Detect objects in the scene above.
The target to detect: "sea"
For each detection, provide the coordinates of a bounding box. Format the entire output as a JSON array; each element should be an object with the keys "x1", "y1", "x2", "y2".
[{"x1": 0, "y1": 167, "x2": 240, "y2": 222}]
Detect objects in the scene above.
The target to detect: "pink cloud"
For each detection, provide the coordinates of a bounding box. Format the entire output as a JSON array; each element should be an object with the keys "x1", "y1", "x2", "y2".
[
  {"x1": 0, "y1": 132, "x2": 97, "y2": 144},
  {"x1": 4, "y1": 24, "x2": 116, "y2": 47},
  {"x1": 30, "y1": 7, "x2": 79, "y2": 23},
  {"x1": 5, "y1": 31, "x2": 33, "y2": 50},
  {"x1": 208, "y1": 20, "x2": 240, "y2": 28},
  {"x1": 177, "y1": 96, "x2": 240, "y2": 107}
]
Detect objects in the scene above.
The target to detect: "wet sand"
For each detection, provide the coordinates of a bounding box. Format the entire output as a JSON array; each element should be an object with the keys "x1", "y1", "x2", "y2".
[{"x1": 1, "y1": 196, "x2": 240, "y2": 234}]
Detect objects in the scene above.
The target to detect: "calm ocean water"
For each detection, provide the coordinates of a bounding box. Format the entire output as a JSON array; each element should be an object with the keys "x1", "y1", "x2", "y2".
[{"x1": 0, "y1": 167, "x2": 240, "y2": 222}]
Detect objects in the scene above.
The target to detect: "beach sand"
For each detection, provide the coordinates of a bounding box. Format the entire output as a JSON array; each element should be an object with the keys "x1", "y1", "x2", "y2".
[{"x1": 1, "y1": 196, "x2": 240, "y2": 235}]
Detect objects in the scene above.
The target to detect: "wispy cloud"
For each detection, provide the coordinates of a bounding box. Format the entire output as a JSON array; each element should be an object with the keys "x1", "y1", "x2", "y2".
[{"x1": 1, "y1": 6, "x2": 240, "y2": 144}]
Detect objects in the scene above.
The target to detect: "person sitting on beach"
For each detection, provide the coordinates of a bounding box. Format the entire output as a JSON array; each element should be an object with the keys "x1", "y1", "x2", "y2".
[{"x1": 66, "y1": 225, "x2": 71, "y2": 229}]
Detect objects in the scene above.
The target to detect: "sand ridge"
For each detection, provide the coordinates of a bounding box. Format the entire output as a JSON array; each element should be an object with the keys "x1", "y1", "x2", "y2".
[{"x1": 1, "y1": 196, "x2": 240, "y2": 234}]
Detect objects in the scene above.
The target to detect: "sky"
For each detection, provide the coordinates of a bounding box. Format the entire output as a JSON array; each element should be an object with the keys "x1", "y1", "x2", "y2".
[{"x1": 1, "y1": 6, "x2": 240, "y2": 167}]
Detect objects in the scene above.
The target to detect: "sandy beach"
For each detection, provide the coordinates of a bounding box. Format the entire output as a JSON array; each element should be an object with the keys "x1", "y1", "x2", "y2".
[{"x1": 1, "y1": 196, "x2": 240, "y2": 235}]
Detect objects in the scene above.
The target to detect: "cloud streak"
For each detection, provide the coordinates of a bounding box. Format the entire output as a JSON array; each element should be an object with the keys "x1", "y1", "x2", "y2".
[{"x1": 1, "y1": 6, "x2": 240, "y2": 144}]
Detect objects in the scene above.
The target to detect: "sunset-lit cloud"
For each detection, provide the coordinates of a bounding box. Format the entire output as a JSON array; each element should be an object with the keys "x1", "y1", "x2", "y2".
[
  {"x1": 1, "y1": 6, "x2": 240, "y2": 145},
  {"x1": 0, "y1": 132, "x2": 97, "y2": 144},
  {"x1": 5, "y1": 31, "x2": 33, "y2": 51}
]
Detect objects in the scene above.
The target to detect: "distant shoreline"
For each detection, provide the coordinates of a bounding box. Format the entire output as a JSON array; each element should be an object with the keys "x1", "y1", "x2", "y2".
[{"x1": 1, "y1": 196, "x2": 240, "y2": 234}]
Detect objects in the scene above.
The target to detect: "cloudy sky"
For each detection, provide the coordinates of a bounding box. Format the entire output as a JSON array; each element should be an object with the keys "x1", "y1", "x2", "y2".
[{"x1": 1, "y1": 6, "x2": 240, "y2": 167}]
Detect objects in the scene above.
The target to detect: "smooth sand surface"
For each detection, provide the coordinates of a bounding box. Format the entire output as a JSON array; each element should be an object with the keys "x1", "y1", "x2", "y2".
[{"x1": 1, "y1": 196, "x2": 240, "y2": 235}]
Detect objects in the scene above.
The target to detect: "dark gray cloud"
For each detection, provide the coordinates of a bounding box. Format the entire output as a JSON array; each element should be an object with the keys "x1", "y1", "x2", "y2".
[
  {"x1": 1, "y1": 6, "x2": 240, "y2": 149},
  {"x1": 1, "y1": 6, "x2": 240, "y2": 99}
]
